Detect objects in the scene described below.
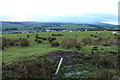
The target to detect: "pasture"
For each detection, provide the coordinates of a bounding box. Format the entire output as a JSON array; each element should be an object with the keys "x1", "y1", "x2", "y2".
[
  {"x1": 2, "y1": 31, "x2": 120, "y2": 79},
  {"x1": 2, "y1": 31, "x2": 117, "y2": 63}
]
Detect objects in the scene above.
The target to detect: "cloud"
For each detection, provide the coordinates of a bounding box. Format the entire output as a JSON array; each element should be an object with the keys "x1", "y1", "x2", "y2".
[
  {"x1": 0, "y1": 14, "x2": 15, "y2": 21},
  {"x1": 0, "y1": 0, "x2": 118, "y2": 24},
  {"x1": 27, "y1": 13, "x2": 117, "y2": 24},
  {"x1": 1, "y1": 13, "x2": 117, "y2": 24}
]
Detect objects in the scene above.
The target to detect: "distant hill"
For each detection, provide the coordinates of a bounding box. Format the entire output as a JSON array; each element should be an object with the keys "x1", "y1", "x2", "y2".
[{"x1": 2, "y1": 21, "x2": 119, "y2": 32}]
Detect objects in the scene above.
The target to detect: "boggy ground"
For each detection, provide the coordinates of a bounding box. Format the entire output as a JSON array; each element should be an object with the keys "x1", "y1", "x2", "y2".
[
  {"x1": 44, "y1": 50, "x2": 120, "y2": 78},
  {"x1": 2, "y1": 50, "x2": 120, "y2": 79},
  {"x1": 44, "y1": 50, "x2": 84, "y2": 66},
  {"x1": 2, "y1": 31, "x2": 120, "y2": 79}
]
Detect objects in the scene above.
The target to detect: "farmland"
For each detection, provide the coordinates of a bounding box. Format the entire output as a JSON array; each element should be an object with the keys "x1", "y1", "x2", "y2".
[
  {"x1": 2, "y1": 22, "x2": 119, "y2": 34},
  {"x1": 1, "y1": 31, "x2": 120, "y2": 79}
]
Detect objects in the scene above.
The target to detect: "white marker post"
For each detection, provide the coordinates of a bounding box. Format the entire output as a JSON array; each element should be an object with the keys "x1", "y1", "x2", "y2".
[{"x1": 55, "y1": 58, "x2": 63, "y2": 74}]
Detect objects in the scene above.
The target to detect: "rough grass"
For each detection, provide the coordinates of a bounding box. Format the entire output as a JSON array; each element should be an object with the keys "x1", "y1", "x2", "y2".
[{"x1": 2, "y1": 31, "x2": 118, "y2": 64}]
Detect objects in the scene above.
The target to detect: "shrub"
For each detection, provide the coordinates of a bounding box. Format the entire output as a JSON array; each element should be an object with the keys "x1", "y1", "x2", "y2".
[
  {"x1": 14, "y1": 40, "x2": 21, "y2": 46},
  {"x1": 98, "y1": 37, "x2": 111, "y2": 46},
  {"x1": 2, "y1": 57, "x2": 56, "y2": 78},
  {"x1": 37, "y1": 40, "x2": 43, "y2": 43},
  {"x1": 75, "y1": 41, "x2": 82, "y2": 49},
  {"x1": 19, "y1": 38, "x2": 21, "y2": 40},
  {"x1": 2, "y1": 37, "x2": 8, "y2": 50},
  {"x1": 61, "y1": 38, "x2": 82, "y2": 49},
  {"x1": 41, "y1": 37, "x2": 47, "y2": 40},
  {"x1": 35, "y1": 38, "x2": 38, "y2": 42},
  {"x1": 51, "y1": 41, "x2": 59, "y2": 47},
  {"x1": 9, "y1": 39, "x2": 15, "y2": 46},
  {"x1": 109, "y1": 37, "x2": 119, "y2": 45},
  {"x1": 83, "y1": 54, "x2": 92, "y2": 60},
  {"x1": 99, "y1": 41, "x2": 111, "y2": 46},
  {"x1": 52, "y1": 34, "x2": 63, "y2": 36},
  {"x1": 0, "y1": 38, "x2": 2, "y2": 50},
  {"x1": 27, "y1": 35, "x2": 29, "y2": 38},
  {"x1": 61, "y1": 38, "x2": 76, "y2": 49},
  {"x1": 86, "y1": 69, "x2": 118, "y2": 78},
  {"x1": 82, "y1": 37, "x2": 112, "y2": 46},
  {"x1": 92, "y1": 53, "x2": 117, "y2": 68},
  {"x1": 20, "y1": 38, "x2": 30, "y2": 47},
  {"x1": 81, "y1": 38, "x2": 93, "y2": 45},
  {"x1": 48, "y1": 37, "x2": 56, "y2": 43},
  {"x1": 1, "y1": 37, "x2": 30, "y2": 49}
]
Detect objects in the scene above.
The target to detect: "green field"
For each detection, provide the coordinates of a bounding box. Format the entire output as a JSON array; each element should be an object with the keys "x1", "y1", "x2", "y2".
[
  {"x1": 2, "y1": 31, "x2": 120, "y2": 79},
  {"x1": 2, "y1": 31, "x2": 117, "y2": 63},
  {"x1": 46, "y1": 24, "x2": 96, "y2": 30}
]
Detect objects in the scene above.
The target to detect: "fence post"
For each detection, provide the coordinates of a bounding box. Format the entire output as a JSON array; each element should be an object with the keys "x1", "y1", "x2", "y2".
[{"x1": 55, "y1": 58, "x2": 63, "y2": 74}]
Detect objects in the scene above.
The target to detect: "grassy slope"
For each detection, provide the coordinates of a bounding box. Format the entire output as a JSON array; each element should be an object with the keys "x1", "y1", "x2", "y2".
[
  {"x1": 3, "y1": 23, "x2": 97, "y2": 31},
  {"x1": 2, "y1": 31, "x2": 118, "y2": 64},
  {"x1": 46, "y1": 24, "x2": 96, "y2": 29}
]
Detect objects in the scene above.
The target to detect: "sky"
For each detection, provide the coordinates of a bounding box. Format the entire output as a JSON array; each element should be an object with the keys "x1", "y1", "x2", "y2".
[{"x1": 0, "y1": 0, "x2": 119, "y2": 24}]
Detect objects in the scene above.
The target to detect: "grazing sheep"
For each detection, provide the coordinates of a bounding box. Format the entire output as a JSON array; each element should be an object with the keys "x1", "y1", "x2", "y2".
[
  {"x1": 70, "y1": 30, "x2": 73, "y2": 32},
  {"x1": 111, "y1": 31, "x2": 117, "y2": 35}
]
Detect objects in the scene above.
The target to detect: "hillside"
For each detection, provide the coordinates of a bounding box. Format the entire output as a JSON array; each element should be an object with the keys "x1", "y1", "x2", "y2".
[{"x1": 2, "y1": 21, "x2": 118, "y2": 33}]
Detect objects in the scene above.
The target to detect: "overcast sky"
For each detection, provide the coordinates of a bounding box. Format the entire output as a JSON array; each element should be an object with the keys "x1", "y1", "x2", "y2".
[{"x1": 0, "y1": 0, "x2": 119, "y2": 24}]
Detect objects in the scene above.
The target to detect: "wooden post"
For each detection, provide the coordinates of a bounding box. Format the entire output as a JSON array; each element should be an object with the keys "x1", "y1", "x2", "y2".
[{"x1": 55, "y1": 58, "x2": 63, "y2": 74}]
